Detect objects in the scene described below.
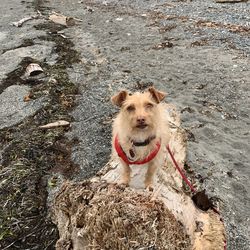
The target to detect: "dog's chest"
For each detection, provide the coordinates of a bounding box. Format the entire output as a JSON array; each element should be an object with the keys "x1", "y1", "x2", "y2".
[{"x1": 127, "y1": 145, "x2": 152, "y2": 161}]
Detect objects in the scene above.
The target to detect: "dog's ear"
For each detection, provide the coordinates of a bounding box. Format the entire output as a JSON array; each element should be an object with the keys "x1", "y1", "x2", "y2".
[
  {"x1": 148, "y1": 87, "x2": 167, "y2": 103},
  {"x1": 111, "y1": 90, "x2": 128, "y2": 107}
]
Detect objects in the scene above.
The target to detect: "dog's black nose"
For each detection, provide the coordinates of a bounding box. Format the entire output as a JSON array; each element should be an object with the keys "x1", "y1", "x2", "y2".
[{"x1": 137, "y1": 117, "x2": 145, "y2": 124}]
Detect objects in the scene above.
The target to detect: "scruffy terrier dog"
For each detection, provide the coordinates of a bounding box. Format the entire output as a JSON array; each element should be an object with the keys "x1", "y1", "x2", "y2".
[{"x1": 111, "y1": 87, "x2": 170, "y2": 190}]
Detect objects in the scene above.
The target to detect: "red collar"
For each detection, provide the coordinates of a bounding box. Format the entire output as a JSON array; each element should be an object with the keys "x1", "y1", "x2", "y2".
[{"x1": 114, "y1": 134, "x2": 161, "y2": 165}]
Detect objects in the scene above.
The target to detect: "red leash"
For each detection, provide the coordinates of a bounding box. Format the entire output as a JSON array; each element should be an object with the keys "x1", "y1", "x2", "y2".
[
  {"x1": 167, "y1": 145, "x2": 227, "y2": 250},
  {"x1": 166, "y1": 145, "x2": 196, "y2": 193}
]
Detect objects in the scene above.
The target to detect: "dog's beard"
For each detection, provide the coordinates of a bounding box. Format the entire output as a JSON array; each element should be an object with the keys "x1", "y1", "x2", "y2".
[
  {"x1": 136, "y1": 124, "x2": 148, "y2": 129},
  {"x1": 130, "y1": 125, "x2": 156, "y2": 148},
  {"x1": 133, "y1": 123, "x2": 154, "y2": 133},
  {"x1": 121, "y1": 122, "x2": 157, "y2": 162}
]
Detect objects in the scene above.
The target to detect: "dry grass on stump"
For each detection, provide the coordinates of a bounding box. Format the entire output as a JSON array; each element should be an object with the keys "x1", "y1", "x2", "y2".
[{"x1": 54, "y1": 181, "x2": 191, "y2": 250}]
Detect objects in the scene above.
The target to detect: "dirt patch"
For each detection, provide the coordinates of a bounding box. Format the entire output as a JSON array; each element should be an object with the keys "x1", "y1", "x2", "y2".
[
  {"x1": 195, "y1": 20, "x2": 250, "y2": 34},
  {"x1": 54, "y1": 181, "x2": 191, "y2": 250}
]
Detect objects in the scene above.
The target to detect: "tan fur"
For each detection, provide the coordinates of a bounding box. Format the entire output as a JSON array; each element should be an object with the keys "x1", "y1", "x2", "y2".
[{"x1": 111, "y1": 87, "x2": 170, "y2": 189}]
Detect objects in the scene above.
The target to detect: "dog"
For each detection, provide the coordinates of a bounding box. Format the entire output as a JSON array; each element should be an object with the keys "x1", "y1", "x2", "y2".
[{"x1": 111, "y1": 87, "x2": 170, "y2": 190}]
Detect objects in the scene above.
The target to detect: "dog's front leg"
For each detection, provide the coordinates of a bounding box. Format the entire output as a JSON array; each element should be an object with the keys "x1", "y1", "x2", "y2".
[
  {"x1": 144, "y1": 163, "x2": 158, "y2": 191},
  {"x1": 120, "y1": 159, "x2": 131, "y2": 186}
]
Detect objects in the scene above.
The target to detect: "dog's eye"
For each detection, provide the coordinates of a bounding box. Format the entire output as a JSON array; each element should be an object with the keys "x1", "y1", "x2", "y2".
[
  {"x1": 127, "y1": 105, "x2": 135, "y2": 112},
  {"x1": 145, "y1": 103, "x2": 154, "y2": 109}
]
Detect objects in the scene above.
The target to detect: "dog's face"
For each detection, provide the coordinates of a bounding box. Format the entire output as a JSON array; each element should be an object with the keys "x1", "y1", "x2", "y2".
[{"x1": 111, "y1": 87, "x2": 166, "y2": 132}]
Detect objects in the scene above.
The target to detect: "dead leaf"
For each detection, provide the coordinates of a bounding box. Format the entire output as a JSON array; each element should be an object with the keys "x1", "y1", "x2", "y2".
[
  {"x1": 23, "y1": 94, "x2": 31, "y2": 102},
  {"x1": 49, "y1": 13, "x2": 76, "y2": 26}
]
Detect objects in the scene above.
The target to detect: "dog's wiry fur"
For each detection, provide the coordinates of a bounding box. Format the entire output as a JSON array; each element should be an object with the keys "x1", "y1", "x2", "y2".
[{"x1": 111, "y1": 87, "x2": 170, "y2": 190}]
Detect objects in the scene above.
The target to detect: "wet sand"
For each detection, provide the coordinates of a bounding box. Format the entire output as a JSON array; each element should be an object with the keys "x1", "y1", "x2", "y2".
[{"x1": 52, "y1": 1, "x2": 249, "y2": 249}]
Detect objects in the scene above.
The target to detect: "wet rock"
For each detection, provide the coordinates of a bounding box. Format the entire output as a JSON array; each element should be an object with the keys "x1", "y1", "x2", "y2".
[
  {"x1": 0, "y1": 44, "x2": 54, "y2": 82},
  {"x1": 0, "y1": 85, "x2": 47, "y2": 129}
]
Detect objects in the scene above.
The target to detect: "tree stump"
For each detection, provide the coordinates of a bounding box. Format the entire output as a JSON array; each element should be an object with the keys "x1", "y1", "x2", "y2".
[{"x1": 53, "y1": 103, "x2": 226, "y2": 250}]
